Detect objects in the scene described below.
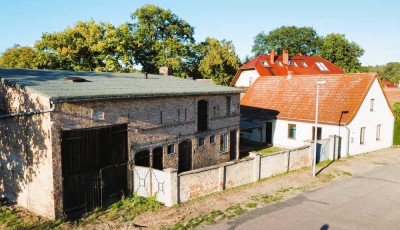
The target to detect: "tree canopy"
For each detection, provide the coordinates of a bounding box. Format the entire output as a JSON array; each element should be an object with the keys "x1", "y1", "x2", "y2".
[
  {"x1": 197, "y1": 38, "x2": 240, "y2": 86},
  {"x1": 35, "y1": 20, "x2": 135, "y2": 72},
  {"x1": 130, "y1": 4, "x2": 195, "y2": 77},
  {"x1": 252, "y1": 26, "x2": 322, "y2": 56},
  {"x1": 0, "y1": 45, "x2": 38, "y2": 69},
  {"x1": 318, "y1": 33, "x2": 364, "y2": 73},
  {"x1": 362, "y1": 62, "x2": 400, "y2": 83}
]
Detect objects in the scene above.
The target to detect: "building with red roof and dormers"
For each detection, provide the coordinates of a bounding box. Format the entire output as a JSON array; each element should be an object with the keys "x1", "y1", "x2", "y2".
[
  {"x1": 230, "y1": 50, "x2": 345, "y2": 89},
  {"x1": 240, "y1": 73, "x2": 394, "y2": 160}
]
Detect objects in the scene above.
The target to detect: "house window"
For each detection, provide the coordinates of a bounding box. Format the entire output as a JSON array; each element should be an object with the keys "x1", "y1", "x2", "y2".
[
  {"x1": 220, "y1": 133, "x2": 228, "y2": 152},
  {"x1": 376, "y1": 124, "x2": 381, "y2": 141},
  {"x1": 198, "y1": 100, "x2": 208, "y2": 132},
  {"x1": 312, "y1": 127, "x2": 322, "y2": 140},
  {"x1": 177, "y1": 108, "x2": 180, "y2": 121},
  {"x1": 370, "y1": 99, "x2": 374, "y2": 111},
  {"x1": 198, "y1": 138, "x2": 205, "y2": 147},
  {"x1": 261, "y1": 60, "x2": 268, "y2": 67},
  {"x1": 288, "y1": 124, "x2": 296, "y2": 139},
  {"x1": 292, "y1": 61, "x2": 298, "y2": 67},
  {"x1": 316, "y1": 62, "x2": 329, "y2": 71},
  {"x1": 167, "y1": 144, "x2": 175, "y2": 154},
  {"x1": 226, "y1": 96, "x2": 231, "y2": 116},
  {"x1": 301, "y1": 62, "x2": 308, "y2": 67},
  {"x1": 360, "y1": 127, "x2": 366, "y2": 144},
  {"x1": 277, "y1": 61, "x2": 283, "y2": 67},
  {"x1": 160, "y1": 111, "x2": 163, "y2": 124},
  {"x1": 210, "y1": 135, "x2": 215, "y2": 144}
]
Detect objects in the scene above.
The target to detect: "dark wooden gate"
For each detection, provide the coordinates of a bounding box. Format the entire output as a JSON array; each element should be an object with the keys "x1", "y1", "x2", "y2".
[
  {"x1": 265, "y1": 122, "x2": 272, "y2": 145},
  {"x1": 61, "y1": 124, "x2": 128, "y2": 218},
  {"x1": 230, "y1": 130, "x2": 237, "y2": 160},
  {"x1": 178, "y1": 140, "x2": 192, "y2": 173}
]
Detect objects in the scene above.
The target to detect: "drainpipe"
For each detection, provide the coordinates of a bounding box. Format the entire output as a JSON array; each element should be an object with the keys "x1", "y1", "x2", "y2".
[
  {"x1": 344, "y1": 124, "x2": 350, "y2": 157},
  {"x1": 0, "y1": 100, "x2": 55, "y2": 119}
]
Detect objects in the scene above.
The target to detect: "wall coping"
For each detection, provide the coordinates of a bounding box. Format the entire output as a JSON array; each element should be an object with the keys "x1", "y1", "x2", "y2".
[{"x1": 178, "y1": 145, "x2": 311, "y2": 176}]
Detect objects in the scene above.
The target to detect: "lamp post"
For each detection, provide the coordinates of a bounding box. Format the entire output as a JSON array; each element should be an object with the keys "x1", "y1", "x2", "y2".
[{"x1": 313, "y1": 80, "x2": 327, "y2": 177}]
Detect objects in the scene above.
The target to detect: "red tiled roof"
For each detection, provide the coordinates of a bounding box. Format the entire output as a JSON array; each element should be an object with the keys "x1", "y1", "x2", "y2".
[
  {"x1": 383, "y1": 81, "x2": 397, "y2": 88},
  {"x1": 231, "y1": 53, "x2": 345, "y2": 86},
  {"x1": 384, "y1": 87, "x2": 400, "y2": 104},
  {"x1": 241, "y1": 73, "x2": 388, "y2": 124}
]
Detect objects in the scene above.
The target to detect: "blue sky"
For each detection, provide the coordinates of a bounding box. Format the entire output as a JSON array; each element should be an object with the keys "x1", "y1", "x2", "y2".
[{"x1": 0, "y1": 0, "x2": 399, "y2": 66}]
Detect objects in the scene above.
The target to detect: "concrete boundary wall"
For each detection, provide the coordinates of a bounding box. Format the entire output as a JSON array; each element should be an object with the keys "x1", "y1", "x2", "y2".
[{"x1": 135, "y1": 145, "x2": 311, "y2": 206}]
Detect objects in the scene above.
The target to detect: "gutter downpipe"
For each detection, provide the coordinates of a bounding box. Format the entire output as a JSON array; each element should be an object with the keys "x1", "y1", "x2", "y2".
[
  {"x1": 0, "y1": 100, "x2": 55, "y2": 119},
  {"x1": 344, "y1": 124, "x2": 350, "y2": 157}
]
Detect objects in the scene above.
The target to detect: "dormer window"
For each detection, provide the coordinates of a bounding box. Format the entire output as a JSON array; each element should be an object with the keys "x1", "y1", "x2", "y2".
[
  {"x1": 261, "y1": 60, "x2": 269, "y2": 67},
  {"x1": 301, "y1": 62, "x2": 308, "y2": 67},
  {"x1": 277, "y1": 61, "x2": 283, "y2": 67},
  {"x1": 292, "y1": 61, "x2": 298, "y2": 67},
  {"x1": 316, "y1": 62, "x2": 329, "y2": 71}
]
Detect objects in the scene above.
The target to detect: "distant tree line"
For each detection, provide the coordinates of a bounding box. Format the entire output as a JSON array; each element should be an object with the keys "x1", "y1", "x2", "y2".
[
  {"x1": 2, "y1": 5, "x2": 396, "y2": 84},
  {"x1": 252, "y1": 26, "x2": 365, "y2": 73},
  {"x1": 0, "y1": 4, "x2": 240, "y2": 85}
]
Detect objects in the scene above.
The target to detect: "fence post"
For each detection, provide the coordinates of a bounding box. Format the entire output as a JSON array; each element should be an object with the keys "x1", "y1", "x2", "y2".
[
  {"x1": 163, "y1": 168, "x2": 178, "y2": 207},
  {"x1": 249, "y1": 152, "x2": 261, "y2": 182},
  {"x1": 218, "y1": 165, "x2": 226, "y2": 191},
  {"x1": 328, "y1": 135, "x2": 336, "y2": 160}
]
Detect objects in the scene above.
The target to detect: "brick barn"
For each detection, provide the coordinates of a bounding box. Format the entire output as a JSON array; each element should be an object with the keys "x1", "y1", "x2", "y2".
[{"x1": 0, "y1": 68, "x2": 241, "y2": 218}]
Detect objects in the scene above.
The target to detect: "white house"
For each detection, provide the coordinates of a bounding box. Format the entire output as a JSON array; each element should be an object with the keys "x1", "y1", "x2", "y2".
[{"x1": 240, "y1": 73, "x2": 394, "y2": 157}]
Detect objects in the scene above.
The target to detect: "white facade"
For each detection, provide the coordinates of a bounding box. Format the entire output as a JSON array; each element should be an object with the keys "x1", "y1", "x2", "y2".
[
  {"x1": 235, "y1": 69, "x2": 259, "y2": 87},
  {"x1": 243, "y1": 78, "x2": 394, "y2": 157},
  {"x1": 346, "y1": 78, "x2": 394, "y2": 155}
]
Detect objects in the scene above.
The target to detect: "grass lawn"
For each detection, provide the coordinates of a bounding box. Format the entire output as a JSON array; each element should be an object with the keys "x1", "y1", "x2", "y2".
[{"x1": 258, "y1": 146, "x2": 286, "y2": 155}]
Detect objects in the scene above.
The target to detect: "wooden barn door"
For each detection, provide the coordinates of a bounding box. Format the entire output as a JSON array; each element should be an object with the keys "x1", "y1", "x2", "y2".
[{"x1": 61, "y1": 124, "x2": 128, "y2": 218}]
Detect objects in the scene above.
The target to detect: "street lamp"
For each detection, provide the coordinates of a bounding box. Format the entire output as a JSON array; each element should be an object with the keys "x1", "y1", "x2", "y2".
[{"x1": 313, "y1": 80, "x2": 327, "y2": 177}]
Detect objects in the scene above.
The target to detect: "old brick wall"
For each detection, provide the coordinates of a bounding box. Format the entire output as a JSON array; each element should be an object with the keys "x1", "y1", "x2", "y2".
[
  {"x1": 51, "y1": 93, "x2": 240, "y2": 217},
  {"x1": 0, "y1": 83, "x2": 55, "y2": 218}
]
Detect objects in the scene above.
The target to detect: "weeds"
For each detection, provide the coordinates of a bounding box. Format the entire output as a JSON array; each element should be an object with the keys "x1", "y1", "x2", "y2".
[{"x1": 0, "y1": 205, "x2": 63, "y2": 230}]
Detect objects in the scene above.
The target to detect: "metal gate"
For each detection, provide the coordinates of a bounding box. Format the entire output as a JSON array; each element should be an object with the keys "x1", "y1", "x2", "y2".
[
  {"x1": 61, "y1": 124, "x2": 128, "y2": 218},
  {"x1": 133, "y1": 166, "x2": 167, "y2": 203}
]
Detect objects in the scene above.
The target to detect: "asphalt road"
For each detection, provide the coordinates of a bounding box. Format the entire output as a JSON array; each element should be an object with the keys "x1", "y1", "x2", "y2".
[{"x1": 205, "y1": 162, "x2": 400, "y2": 230}]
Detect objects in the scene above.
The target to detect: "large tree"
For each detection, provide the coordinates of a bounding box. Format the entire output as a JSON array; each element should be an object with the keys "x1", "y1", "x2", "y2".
[
  {"x1": 130, "y1": 4, "x2": 195, "y2": 76},
  {"x1": 319, "y1": 33, "x2": 364, "y2": 73},
  {"x1": 197, "y1": 38, "x2": 240, "y2": 86},
  {"x1": 252, "y1": 26, "x2": 322, "y2": 56},
  {"x1": 0, "y1": 45, "x2": 38, "y2": 69},
  {"x1": 34, "y1": 20, "x2": 135, "y2": 72}
]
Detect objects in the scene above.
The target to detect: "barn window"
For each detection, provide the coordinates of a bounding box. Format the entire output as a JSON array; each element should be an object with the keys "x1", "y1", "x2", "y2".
[
  {"x1": 167, "y1": 144, "x2": 175, "y2": 154},
  {"x1": 226, "y1": 96, "x2": 231, "y2": 116},
  {"x1": 220, "y1": 133, "x2": 228, "y2": 152},
  {"x1": 210, "y1": 135, "x2": 215, "y2": 144},
  {"x1": 198, "y1": 138, "x2": 205, "y2": 147},
  {"x1": 197, "y1": 100, "x2": 208, "y2": 132}
]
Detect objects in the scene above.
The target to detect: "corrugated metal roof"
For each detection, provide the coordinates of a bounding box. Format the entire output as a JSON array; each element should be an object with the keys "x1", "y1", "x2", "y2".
[{"x1": 0, "y1": 68, "x2": 241, "y2": 102}]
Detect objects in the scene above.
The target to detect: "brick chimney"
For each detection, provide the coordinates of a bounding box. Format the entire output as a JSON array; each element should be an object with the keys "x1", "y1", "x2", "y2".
[
  {"x1": 270, "y1": 50, "x2": 276, "y2": 64},
  {"x1": 283, "y1": 50, "x2": 289, "y2": 65},
  {"x1": 159, "y1": 66, "x2": 170, "y2": 75}
]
